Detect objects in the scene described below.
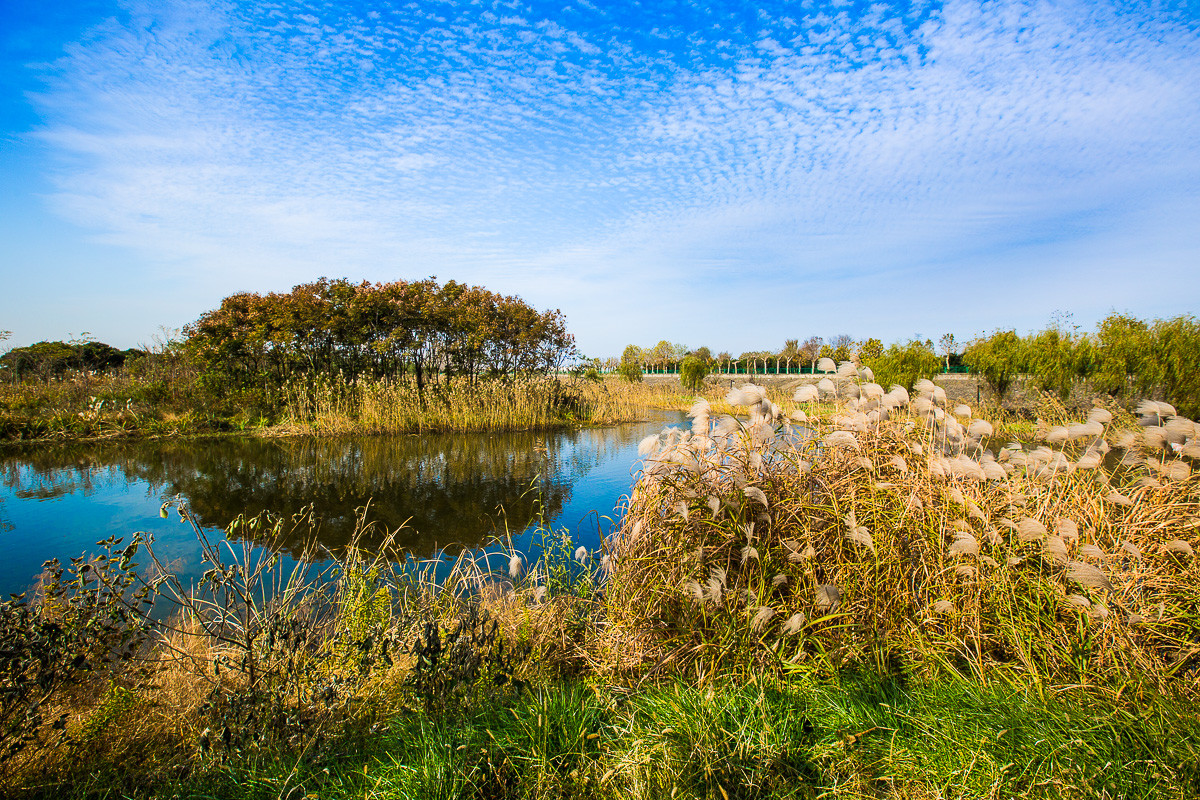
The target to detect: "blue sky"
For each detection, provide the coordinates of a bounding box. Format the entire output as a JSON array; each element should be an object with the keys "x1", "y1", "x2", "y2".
[{"x1": 2, "y1": 0, "x2": 1198, "y2": 358}]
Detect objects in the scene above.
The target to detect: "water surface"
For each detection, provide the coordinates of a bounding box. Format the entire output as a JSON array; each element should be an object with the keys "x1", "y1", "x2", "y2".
[{"x1": 0, "y1": 411, "x2": 684, "y2": 596}]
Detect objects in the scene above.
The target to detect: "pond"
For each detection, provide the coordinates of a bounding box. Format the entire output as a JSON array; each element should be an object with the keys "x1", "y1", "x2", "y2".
[{"x1": 0, "y1": 410, "x2": 686, "y2": 597}]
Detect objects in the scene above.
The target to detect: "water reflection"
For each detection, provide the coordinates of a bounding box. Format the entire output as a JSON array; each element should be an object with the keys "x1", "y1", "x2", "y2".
[{"x1": 0, "y1": 412, "x2": 683, "y2": 595}]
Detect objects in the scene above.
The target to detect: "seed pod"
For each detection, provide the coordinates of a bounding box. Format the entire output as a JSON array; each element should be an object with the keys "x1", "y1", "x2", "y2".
[
  {"x1": 931, "y1": 600, "x2": 955, "y2": 615},
  {"x1": 1066, "y1": 561, "x2": 1112, "y2": 591}
]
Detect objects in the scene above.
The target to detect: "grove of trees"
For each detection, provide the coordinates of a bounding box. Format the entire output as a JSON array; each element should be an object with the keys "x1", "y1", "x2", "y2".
[
  {"x1": 185, "y1": 278, "x2": 576, "y2": 396},
  {"x1": 962, "y1": 314, "x2": 1200, "y2": 415}
]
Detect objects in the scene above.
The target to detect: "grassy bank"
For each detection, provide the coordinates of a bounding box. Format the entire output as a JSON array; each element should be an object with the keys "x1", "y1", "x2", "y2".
[
  {"x1": 0, "y1": 375, "x2": 682, "y2": 443},
  {"x1": 2, "y1": 376, "x2": 1198, "y2": 798}
]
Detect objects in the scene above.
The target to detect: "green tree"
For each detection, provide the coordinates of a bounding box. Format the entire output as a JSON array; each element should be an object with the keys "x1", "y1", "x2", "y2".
[
  {"x1": 938, "y1": 333, "x2": 957, "y2": 373},
  {"x1": 800, "y1": 337, "x2": 822, "y2": 371},
  {"x1": 870, "y1": 340, "x2": 941, "y2": 390},
  {"x1": 858, "y1": 337, "x2": 883, "y2": 364},
  {"x1": 0, "y1": 341, "x2": 78, "y2": 382},
  {"x1": 680, "y1": 355, "x2": 709, "y2": 391},
  {"x1": 1024, "y1": 325, "x2": 1089, "y2": 399},
  {"x1": 1090, "y1": 313, "x2": 1152, "y2": 398},
  {"x1": 184, "y1": 278, "x2": 576, "y2": 399},
  {"x1": 618, "y1": 345, "x2": 644, "y2": 383},
  {"x1": 963, "y1": 330, "x2": 1025, "y2": 400},
  {"x1": 830, "y1": 334, "x2": 854, "y2": 362},
  {"x1": 1148, "y1": 316, "x2": 1200, "y2": 417}
]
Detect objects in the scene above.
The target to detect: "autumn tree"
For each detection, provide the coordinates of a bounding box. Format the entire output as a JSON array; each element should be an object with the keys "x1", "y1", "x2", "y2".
[
  {"x1": 938, "y1": 333, "x2": 957, "y2": 373},
  {"x1": 799, "y1": 337, "x2": 822, "y2": 371},
  {"x1": 618, "y1": 345, "x2": 644, "y2": 383}
]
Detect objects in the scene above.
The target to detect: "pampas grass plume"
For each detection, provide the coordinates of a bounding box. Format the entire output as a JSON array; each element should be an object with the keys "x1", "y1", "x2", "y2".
[
  {"x1": 948, "y1": 534, "x2": 979, "y2": 556},
  {"x1": 1163, "y1": 540, "x2": 1194, "y2": 558},
  {"x1": 1106, "y1": 491, "x2": 1134, "y2": 507},
  {"x1": 1055, "y1": 518, "x2": 1079, "y2": 542},
  {"x1": 638, "y1": 433, "x2": 660, "y2": 456},
  {"x1": 824, "y1": 430, "x2": 858, "y2": 448},
  {"x1": 744, "y1": 486, "x2": 768, "y2": 507},
  {"x1": 1043, "y1": 535, "x2": 1068, "y2": 565},
  {"x1": 1067, "y1": 560, "x2": 1112, "y2": 591},
  {"x1": 1018, "y1": 518, "x2": 1047, "y2": 542},
  {"x1": 847, "y1": 526, "x2": 875, "y2": 554},
  {"x1": 782, "y1": 612, "x2": 806, "y2": 635},
  {"x1": 931, "y1": 600, "x2": 955, "y2": 615},
  {"x1": 967, "y1": 419, "x2": 994, "y2": 438},
  {"x1": 815, "y1": 584, "x2": 841, "y2": 610},
  {"x1": 793, "y1": 384, "x2": 819, "y2": 403},
  {"x1": 751, "y1": 605, "x2": 776, "y2": 632}
]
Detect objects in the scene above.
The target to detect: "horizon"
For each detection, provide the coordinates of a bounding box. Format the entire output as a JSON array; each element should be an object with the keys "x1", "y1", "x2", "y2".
[{"x1": 2, "y1": 0, "x2": 1198, "y2": 358}]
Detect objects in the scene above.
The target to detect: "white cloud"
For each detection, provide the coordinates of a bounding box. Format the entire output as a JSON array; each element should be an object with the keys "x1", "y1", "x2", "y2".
[{"x1": 23, "y1": 0, "x2": 1200, "y2": 353}]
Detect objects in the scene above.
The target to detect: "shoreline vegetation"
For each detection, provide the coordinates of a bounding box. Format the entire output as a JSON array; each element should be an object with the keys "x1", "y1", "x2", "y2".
[
  {"x1": 0, "y1": 373, "x2": 682, "y2": 445},
  {"x1": 6, "y1": 307, "x2": 1197, "y2": 445},
  {"x1": 3, "y1": 369, "x2": 1198, "y2": 798}
]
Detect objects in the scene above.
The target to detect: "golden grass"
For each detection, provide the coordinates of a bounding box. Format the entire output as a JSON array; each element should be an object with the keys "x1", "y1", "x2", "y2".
[
  {"x1": 281, "y1": 375, "x2": 671, "y2": 434},
  {"x1": 602, "y1": 385, "x2": 1200, "y2": 690}
]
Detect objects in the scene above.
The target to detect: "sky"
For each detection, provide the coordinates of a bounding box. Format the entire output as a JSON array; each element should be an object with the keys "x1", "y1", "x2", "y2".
[{"x1": 1, "y1": 0, "x2": 1198, "y2": 358}]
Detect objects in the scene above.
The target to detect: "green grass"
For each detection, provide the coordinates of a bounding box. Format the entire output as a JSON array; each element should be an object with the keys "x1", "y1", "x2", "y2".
[
  {"x1": 19, "y1": 669, "x2": 1182, "y2": 800},
  {"x1": 77, "y1": 671, "x2": 1196, "y2": 800}
]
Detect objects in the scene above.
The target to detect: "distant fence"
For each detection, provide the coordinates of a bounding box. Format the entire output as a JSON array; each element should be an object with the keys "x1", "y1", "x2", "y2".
[{"x1": 620, "y1": 364, "x2": 971, "y2": 376}]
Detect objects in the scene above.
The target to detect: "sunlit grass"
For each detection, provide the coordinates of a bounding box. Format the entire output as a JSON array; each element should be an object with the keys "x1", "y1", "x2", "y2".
[{"x1": 3, "y1": 367, "x2": 1199, "y2": 799}]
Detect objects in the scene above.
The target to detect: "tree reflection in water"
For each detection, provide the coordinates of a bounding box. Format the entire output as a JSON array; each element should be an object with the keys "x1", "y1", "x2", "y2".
[{"x1": 0, "y1": 417, "x2": 669, "y2": 567}]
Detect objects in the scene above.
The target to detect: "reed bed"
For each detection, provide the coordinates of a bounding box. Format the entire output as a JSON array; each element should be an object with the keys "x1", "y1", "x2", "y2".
[
  {"x1": 603, "y1": 372, "x2": 1200, "y2": 691},
  {"x1": 282, "y1": 375, "x2": 669, "y2": 434},
  {"x1": 5, "y1": 369, "x2": 1200, "y2": 798}
]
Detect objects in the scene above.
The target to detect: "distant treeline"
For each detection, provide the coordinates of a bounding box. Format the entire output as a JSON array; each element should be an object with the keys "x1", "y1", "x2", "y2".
[
  {"x1": 185, "y1": 278, "x2": 575, "y2": 393},
  {"x1": 961, "y1": 314, "x2": 1200, "y2": 414},
  {"x1": 618, "y1": 313, "x2": 1200, "y2": 416},
  {"x1": 0, "y1": 340, "x2": 146, "y2": 381}
]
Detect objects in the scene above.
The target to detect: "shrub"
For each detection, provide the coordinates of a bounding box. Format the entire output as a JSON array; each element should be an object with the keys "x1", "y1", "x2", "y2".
[
  {"x1": 866, "y1": 339, "x2": 941, "y2": 390},
  {"x1": 618, "y1": 345, "x2": 643, "y2": 383},
  {"x1": 680, "y1": 355, "x2": 709, "y2": 391},
  {"x1": 962, "y1": 330, "x2": 1024, "y2": 400}
]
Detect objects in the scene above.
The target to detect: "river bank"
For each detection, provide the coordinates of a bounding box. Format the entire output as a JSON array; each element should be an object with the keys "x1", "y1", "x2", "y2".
[
  {"x1": 0, "y1": 376, "x2": 692, "y2": 445},
  {"x1": 2, "y1": 380, "x2": 1197, "y2": 798}
]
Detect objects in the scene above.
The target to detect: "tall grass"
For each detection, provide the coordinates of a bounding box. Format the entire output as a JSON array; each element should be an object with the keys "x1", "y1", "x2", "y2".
[
  {"x1": 3, "y1": 376, "x2": 1199, "y2": 798},
  {"x1": 282, "y1": 375, "x2": 667, "y2": 434},
  {"x1": 603, "y1": 380, "x2": 1200, "y2": 690},
  {"x1": 0, "y1": 371, "x2": 668, "y2": 441}
]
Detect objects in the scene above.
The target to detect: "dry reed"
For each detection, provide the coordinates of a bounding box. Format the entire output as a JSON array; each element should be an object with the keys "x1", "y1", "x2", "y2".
[{"x1": 602, "y1": 381, "x2": 1200, "y2": 689}]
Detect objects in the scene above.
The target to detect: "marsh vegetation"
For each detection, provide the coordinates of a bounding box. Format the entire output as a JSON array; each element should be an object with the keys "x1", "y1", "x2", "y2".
[{"x1": 2, "y1": 359, "x2": 1198, "y2": 798}]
